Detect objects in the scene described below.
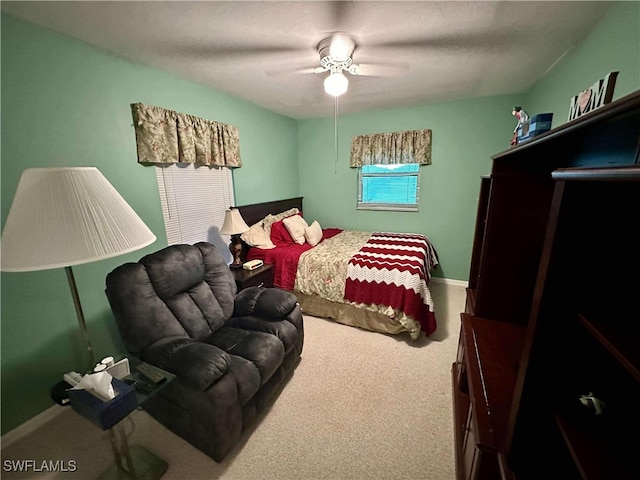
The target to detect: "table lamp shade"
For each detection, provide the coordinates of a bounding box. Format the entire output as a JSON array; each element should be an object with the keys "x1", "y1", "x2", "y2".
[
  {"x1": 220, "y1": 208, "x2": 249, "y2": 236},
  {"x1": 1, "y1": 167, "x2": 157, "y2": 272}
]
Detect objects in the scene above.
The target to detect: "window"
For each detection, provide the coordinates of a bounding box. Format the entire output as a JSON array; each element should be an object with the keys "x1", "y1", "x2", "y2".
[
  {"x1": 155, "y1": 163, "x2": 235, "y2": 261},
  {"x1": 357, "y1": 163, "x2": 420, "y2": 211}
]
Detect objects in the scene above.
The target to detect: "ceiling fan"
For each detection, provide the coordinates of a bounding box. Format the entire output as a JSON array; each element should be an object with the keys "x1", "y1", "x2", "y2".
[
  {"x1": 276, "y1": 32, "x2": 407, "y2": 98},
  {"x1": 313, "y1": 33, "x2": 359, "y2": 97}
]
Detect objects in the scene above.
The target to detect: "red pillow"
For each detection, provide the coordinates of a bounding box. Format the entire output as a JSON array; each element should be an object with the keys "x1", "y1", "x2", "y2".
[{"x1": 270, "y1": 220, "x2": 296, "y2": 246}]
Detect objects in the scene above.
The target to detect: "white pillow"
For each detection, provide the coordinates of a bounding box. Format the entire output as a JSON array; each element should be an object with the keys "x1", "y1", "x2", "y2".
[
  {"x1": 240, "y1": 221, "x2": 276, "y2": 249},
  {"x1": 283, "y1": 215, "x2": 309, "y2": 244},
  {"x1": 262, "y1": 208, "x2": 299, "y2": 235},
  {"x1": 304, "y1": 220, "x2": 323, "y2": 246}
]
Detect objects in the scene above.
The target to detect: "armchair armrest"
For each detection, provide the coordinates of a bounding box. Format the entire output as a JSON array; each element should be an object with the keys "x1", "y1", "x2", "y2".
[
  {"x1": 233, "y1": 286, "x2": 298, "y2": 319},
  {"x1": 142, "y1": 336, "x2": 230, "y2": 391}
]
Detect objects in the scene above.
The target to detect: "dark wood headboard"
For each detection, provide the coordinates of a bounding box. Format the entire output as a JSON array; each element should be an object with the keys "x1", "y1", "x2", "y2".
[{"x1": 236, "y1": 197, "x2": 303, "y2": 227}]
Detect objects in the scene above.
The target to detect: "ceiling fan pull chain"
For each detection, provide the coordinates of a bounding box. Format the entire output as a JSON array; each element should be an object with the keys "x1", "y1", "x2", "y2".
[{"x1": 334, "y1": 96, "x2": 339, "y2": 174}]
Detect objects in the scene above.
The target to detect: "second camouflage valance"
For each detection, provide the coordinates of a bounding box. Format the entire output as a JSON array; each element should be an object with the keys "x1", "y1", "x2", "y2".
[{"x1": 350, "y1": 129, "x2": 432, "y2": 167}]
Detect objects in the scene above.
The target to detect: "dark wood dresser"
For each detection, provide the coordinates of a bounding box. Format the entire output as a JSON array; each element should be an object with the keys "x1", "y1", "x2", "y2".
[{"x1": 452, "y1": 90, "x2": 640, "y2": 480}]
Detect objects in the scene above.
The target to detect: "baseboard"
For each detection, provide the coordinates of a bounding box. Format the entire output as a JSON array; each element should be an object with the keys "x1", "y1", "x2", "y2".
[
  {"x1": 431, "y1": 277, "x2": 469, "y2": 288},
  {"x1": 1, "y1": 404, "x2": 67, "y2": 450}
]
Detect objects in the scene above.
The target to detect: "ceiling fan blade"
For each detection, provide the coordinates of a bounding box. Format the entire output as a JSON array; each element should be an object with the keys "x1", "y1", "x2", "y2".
[
  {"x1": 159, "y1": 41, "x2": 304, "y2": 62},
  {"x1": 368, "y1": 29, "x2": 523, "y2": 52},
  {"x1": 329, "y1": 1, "x2": 358, "y2": 31},
  {"x1": 265, "y1": 66, "x2": 320, "y2": 77},
  {"x1": 352, "y1": 62, "x2": 409, "y2": 77}
]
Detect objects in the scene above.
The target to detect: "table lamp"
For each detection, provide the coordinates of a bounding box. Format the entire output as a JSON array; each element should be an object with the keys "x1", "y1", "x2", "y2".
[
  {"x1": 220, "y1": 207, "x2": 249, "y2": 268},
  {"x1": 1, "y1": 167, "x2": 157, "y2": 370}
]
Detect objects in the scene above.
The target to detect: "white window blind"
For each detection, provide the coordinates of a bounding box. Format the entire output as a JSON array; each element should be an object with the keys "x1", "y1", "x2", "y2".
[
  {"x1": 357, "y1": 163, "x2": 420, "y2": 212},
  {"x1": 155, "y1": 164, "x2": 234, "y2": 258}
]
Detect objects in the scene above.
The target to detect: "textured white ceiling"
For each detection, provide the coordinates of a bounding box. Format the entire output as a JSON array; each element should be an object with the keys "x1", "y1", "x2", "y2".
[{"x1": 1, "y1": 1, "x2": 613, "y2": 118}]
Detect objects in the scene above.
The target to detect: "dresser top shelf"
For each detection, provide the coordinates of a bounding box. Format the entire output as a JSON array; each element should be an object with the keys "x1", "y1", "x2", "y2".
[{"x1": 492, "y1": 89, "x2": 640, "y2": 161}]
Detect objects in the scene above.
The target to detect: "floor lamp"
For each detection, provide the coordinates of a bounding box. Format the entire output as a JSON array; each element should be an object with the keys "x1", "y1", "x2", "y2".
[{"x1": 1, "y1": 167, "x2": 156, "y2": 370}]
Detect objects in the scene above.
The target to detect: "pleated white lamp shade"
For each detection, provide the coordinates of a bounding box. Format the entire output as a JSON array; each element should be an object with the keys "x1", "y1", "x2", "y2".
[
  {"x1": 1, "y1": 167, "x2": 157, "y2": 272},
  {"x1": 220, "y1": 208, "x2": 250, "y2": 236}
]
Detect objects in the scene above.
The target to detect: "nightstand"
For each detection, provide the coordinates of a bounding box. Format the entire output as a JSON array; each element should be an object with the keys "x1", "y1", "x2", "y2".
[{"x1": 232, "y1": 263, "x2": 274, "y2": 291}]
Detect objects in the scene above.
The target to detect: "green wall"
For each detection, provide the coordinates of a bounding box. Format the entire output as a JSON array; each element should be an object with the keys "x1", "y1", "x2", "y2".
[
  {"x1": 297, "y1": 1, "x2": 640, "y2": 283},
  {"x1": 525, "y1": 1, "x2": 640, "y2": 121},
  {"x1": 0, "y1": 13, "x2": 298, "y2": 434},
  {"x1": 2, "y1": 1, "x2": 638, "y2": 435},
  {"x1": 297, "y1": 95, "x2": 517, "y2": 281}
]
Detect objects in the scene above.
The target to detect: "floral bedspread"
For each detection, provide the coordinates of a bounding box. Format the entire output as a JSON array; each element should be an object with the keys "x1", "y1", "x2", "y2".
[{"x1": 294, "y1": 230, "x2": 370, "y2": 302}]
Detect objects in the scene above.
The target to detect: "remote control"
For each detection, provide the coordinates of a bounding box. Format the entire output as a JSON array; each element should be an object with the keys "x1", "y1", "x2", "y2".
[
  {"x1": 136, "y1": 362, "x2": 166, "y2": 385},
  {"x1": 133, "y1": 380, "x2": 156, "y2": 393},
  {"x1": 63, "y1": 371, "x2": 84, "y2": 387}
]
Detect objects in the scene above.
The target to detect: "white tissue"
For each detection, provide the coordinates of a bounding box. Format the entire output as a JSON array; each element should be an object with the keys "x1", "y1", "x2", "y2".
[{"x1": 71, "y1": 372, "x2": 116, "y2": 402}]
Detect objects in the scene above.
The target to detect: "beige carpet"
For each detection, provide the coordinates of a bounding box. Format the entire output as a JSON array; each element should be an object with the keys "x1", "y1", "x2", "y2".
[{"x1": 1, "y1": 281, "x2": 464, "y2": 480}]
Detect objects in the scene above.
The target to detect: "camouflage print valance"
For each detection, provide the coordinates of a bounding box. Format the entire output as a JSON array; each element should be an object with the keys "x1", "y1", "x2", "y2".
[
  {"x1": 131, "y1": 103, "x2": 242, "y2": 168},
  {"x1": 350, "y1": 129, "x2": 432, "y2": 167}
]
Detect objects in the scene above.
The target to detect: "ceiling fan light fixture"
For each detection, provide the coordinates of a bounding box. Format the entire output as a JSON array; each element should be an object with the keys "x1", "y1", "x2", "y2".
[{"x1": 324, "y1": 71, "x2": 349, "y2": 97}]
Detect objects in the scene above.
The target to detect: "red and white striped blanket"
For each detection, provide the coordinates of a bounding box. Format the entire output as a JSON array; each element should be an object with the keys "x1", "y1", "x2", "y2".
[{"x1": 343, "y1": 232, "x2": 439, "y2": 336}]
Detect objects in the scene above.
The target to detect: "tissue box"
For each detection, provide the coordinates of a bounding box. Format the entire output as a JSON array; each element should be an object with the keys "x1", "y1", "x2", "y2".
[
  {"x1": 69, "y1": 378, "x2": 137, "y2": 430},
  {"x1": 518, "y1": 113, "x2": 553, "y2": 142}
]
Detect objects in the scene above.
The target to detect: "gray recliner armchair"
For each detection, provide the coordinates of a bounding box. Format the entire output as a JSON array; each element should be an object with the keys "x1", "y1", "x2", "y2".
[{"x1": 105, "y1": 242, "x2": 304, "y2": 462}]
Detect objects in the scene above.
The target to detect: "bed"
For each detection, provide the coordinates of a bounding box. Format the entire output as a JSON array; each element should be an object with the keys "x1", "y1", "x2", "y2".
[{"x1": 237, "y1": 197, "x2": 439, "y2": 340}]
